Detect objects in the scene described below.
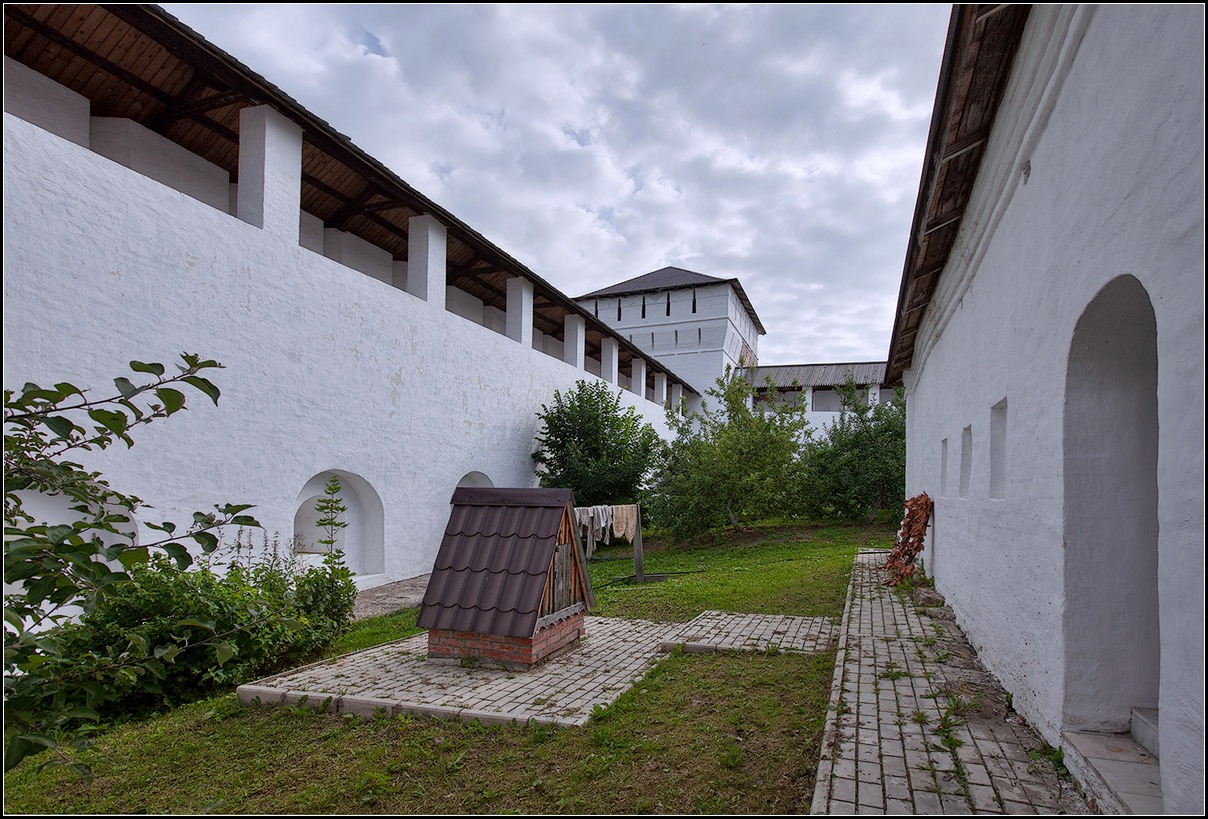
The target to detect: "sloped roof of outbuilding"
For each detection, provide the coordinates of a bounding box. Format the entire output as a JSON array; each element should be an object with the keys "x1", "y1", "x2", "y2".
[
  {"x1": 741, "y1": 362, "x2": 887, "y2": 389},
  {"x1": 578, "y1": 266, "x2": 767, "y2": 335},
  {"x1": 417, "y1": 487, "x2": 586, "y2": 639}
]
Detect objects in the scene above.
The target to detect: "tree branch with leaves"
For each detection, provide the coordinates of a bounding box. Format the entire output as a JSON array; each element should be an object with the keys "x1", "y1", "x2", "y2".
[{"x1": 3, "y1": 354, "x2": 261, "y2": 772}]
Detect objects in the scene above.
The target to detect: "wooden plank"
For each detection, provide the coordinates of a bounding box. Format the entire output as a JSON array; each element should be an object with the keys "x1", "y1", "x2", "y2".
[{"x1": 634, "y1": 506, "x2": 645, "y2": 583}]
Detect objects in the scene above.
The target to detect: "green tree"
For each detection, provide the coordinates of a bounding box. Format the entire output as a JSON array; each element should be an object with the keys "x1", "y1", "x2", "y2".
[
  {"x1": 805, "y1": 377, "x2": 906, "y2": 522},
  {"x1": 313, "y1": 476, "x2": 348, "y2": 553},
  {"x1": 532, "y1": 379, "x2": 660, "y2": 506},
  {"x1": 648, "y1": 368, "x2": 811, "y2": 540},
  {"x1": 3, "y1": 355, "x2": 260, "y2": 772}
]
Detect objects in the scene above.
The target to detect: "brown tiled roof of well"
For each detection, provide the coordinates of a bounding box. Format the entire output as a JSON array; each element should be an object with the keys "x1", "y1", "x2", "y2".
[{"x1": 417, "y1": 488, "x2": 583, "y2": 638}]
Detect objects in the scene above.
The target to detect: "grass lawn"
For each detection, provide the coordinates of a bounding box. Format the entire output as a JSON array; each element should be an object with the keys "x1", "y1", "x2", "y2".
[{"x1": 4, "y1": 520, "x2": 893, "y2": 815}]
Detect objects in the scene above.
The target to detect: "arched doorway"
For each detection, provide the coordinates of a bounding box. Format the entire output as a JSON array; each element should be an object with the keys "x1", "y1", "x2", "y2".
[
  {"x1": 1062, "y1": 275, "x2": 1159, "y2": 735},
  {"x1": 456, "y1": 471, "x2": 494, "y2": 488},
  {"x1": 292, "y1": 470, "x2": 385, "y2": 576}
]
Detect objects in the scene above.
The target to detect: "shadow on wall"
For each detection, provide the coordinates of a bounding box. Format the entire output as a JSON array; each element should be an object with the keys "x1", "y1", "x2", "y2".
[
  {"x1": 292, "y1": 470, "x2": 384, "y2": 576},
  {"x1": 456, "y1": 471, "x2": 494, "y2": 489}
]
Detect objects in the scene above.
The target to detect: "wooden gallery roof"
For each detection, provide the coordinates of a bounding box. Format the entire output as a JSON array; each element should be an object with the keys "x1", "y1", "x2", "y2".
[
  {"x1": 3, "y1": 3, "x2": 698, "y2": 396},
  {"x1": 885, "y1": 4, "x2": 1031, "y2": 385}
]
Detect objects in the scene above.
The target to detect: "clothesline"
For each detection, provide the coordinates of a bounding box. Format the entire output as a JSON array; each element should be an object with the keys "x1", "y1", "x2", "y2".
[{"x1": 573, "y1": 503, "x2": 640, "y2": 559}]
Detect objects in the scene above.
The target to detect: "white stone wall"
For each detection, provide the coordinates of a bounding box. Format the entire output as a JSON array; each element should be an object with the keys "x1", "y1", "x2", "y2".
[
  {"x1": 902, "y1": 6, "x2": 1203, "y2": 811},
  {"x1": 90, "y1": 117, "x2": 232, "y2": 212},
  {"x1": 3, "y1": 111, "x2": 673, "y2": 592},
  {"x1": 580, "y1": 282, "x2": 760, "y2": 396},
  {"x1": 2, "y1": 56, "x2": 90, "y2": 147}
]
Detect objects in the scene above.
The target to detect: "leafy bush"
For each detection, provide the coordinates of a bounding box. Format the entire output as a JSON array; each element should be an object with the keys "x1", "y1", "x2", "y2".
[
  {"x1": 647, "y1": 369, "x2": 811, "y2": 540},
  {"x1": 532, "y1": 379, "x2": 660, "y2": 506},
  {"x1": 4, "y1": 355, "x2": 264, "y2": 771},
  {"x1": 54, "y1": 535, "x2": 357, "y2": 715},
  {"x1": 804, "y1": 378, "x2": 906, "y2": 522}
]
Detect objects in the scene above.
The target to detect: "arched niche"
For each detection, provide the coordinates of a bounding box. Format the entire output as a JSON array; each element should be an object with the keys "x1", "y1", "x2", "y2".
[
  {"x1": 1062, "y1": 275, "x2": 1160, "y2": 734},
  {"x1": 292, "y1": 470, "x2": 385, "y2": 576}
]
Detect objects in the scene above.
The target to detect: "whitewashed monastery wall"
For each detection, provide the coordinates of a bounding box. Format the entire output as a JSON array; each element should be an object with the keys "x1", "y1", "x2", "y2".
[
  {"x1": 3, "y1": 60, "x2": 676, "y2": 590},
  {"x1": 902, "y1": 6, "x2": 1202, "y2": 812}
]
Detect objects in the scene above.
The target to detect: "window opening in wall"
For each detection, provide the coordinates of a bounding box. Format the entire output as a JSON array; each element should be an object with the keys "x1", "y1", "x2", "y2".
[
  {"x1": 593, "y1": 300, "x2": 598, "y2": 318},
  {"x1": 666, "y1": 292, "x2": 671, "y2": 316},
  {"x1": 697, "y1": 327, "x2": 702, "y2": 345},
  {"x1": 617, "y1": 299, "x2": 622, "y2": 321},
  {"x1": 674, "y1": 329, "x2": 679, "y2": 346},
  {"x1": 641, "y1": 296, "x2": 646, "y2": 318},
  {"x1": 959, "y1": 425, "x2": 972, "y2": 498},
  {"x1": 692, "y1": 290, "x2": 697, "y2": 313},
  {"x1": 990, "y1": 398, "x2": 1008, "y2": 499},
  {"x1": 941, "y1": 438, "x2": 949, "y2": 497},
  {"x1": 651, "y1": 332, "x2": 655, "y2": 347}
]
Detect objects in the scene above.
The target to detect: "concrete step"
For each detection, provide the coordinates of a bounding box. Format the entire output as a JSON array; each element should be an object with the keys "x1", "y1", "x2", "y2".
[
  {"x1": 1131, "y1": 707, "x2": 1160, "y2": 759},
  {"x1": 1063, "y1": 730, "x2": 1162, "y2": 814}
]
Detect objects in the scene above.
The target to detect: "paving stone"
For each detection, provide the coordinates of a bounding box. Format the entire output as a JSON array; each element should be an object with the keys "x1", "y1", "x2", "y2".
[
  {"x1": 885, "y1": 798, "x2": 915, "y2": 814},
  {"x1": 1001, "y1": 800, "x2": 1037, "y2": 814},
  {"x1": 831, "y1": 777, "x2": 857, "y2": 804},
  {"x1": 940, "y1": 792, "x2": 972, "y2": 812},
  {"x1": 856, "y1": 781, "x2": 884, "y2": 808}
]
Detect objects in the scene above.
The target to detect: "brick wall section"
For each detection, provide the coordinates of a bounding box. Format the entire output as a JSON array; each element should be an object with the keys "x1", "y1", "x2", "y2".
[{"x1": 427, "y1": 612, "x2": 585, "y2": 670}]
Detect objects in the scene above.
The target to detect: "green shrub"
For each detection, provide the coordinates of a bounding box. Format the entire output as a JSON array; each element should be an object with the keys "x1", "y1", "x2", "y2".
[
  {"x1": 532, "y1": 379, "x2": 660, "y2": 506},
  {"x1": 54, "y1": 534, "x2": 356, "y2": 716}
]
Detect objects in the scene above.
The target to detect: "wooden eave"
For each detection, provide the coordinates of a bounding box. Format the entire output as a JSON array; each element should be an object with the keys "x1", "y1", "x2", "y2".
[
  {"x1": 3, "y1": 3, "x2": 697, "y2": 396},
  {"x1": 884, "y1": 4, "x2": 1031, "y2": 385}
]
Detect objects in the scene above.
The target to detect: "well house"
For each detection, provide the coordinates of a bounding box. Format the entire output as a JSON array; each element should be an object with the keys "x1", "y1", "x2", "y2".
[{"x1": 418, "y1": 488, "x2": 593, "y2": 669}]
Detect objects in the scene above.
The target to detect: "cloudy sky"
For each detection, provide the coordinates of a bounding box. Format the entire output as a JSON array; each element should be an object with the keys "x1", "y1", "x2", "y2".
[{"x1": 163, "y1": 3, "x2": 951, "y2": 365}]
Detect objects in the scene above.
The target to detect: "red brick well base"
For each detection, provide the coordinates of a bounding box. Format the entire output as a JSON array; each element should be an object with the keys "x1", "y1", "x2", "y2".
[{"x1": 427, "y1": 611, "x2": 586, "y2": 670}]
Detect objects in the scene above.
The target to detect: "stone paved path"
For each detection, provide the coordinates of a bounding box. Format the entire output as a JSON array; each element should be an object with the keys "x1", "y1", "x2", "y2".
[
  {"x1": 238, "y1": 610, "x2": 837, "y2": 728},
  {"x1": 662, "y1": 609, "x2": 837, "y2": 654},
  {"x1": 809, "y1": 551, "x2": 1090, "y2": 815}
]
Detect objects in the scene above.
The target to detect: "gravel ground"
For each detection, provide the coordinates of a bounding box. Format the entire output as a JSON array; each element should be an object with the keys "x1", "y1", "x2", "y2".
[{"x1": 352, "y1": 574, "x2": 430, "y2": 620}]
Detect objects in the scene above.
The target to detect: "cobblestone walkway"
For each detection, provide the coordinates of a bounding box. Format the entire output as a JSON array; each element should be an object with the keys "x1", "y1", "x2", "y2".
[
  {"x1": 238, "y1": 609, "x2": 841, "y2": 729},
  {"x1": 662, "y1": 610, "x2": 837, "y2": 654},
  {"x1": 239, "y1": 616, "x2": 668, "y2": 727},
  {"x1": 810, "y1": 551, "x2": 1090, "y2": 814}
]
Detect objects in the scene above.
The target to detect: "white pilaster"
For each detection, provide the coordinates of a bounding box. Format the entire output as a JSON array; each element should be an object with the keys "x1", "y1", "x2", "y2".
[
  {"x1": 406, "y1": 215, "x2": 447, "y2": 308},
  {"x1": 804, "y1": 386, "x2": 813, "y2": 411},
  {"x1": 506, "y1": 277, "x2": 534, "y2": 345},
  {"x1": 563, "y1": 314, "x2": 586, "y2": 369},
  {"x1": 601, "y1": 338, "x2": 619, "y2": 384},
  {"x1": 237, "y1": 105, "x2": 302, "y2": 240},
  {"x1": 630, "y1": 357, "x2": 647, "y2": 397},
  {"x1": 868, "y1": 385, "x2": 880, "y2": 405},
  {"x1": 653, "y1": 372, "x2": 668, "y2": 406},
  {"x1": 670, "y1": 382, "x2": 684, "y2": 411}
]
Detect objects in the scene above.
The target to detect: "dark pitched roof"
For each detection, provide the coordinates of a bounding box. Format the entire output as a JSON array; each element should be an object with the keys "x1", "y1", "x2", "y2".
[
  {"x1": 417, "y1": 488, "x2": 585, "y2": 638},
  {"x1": 885, "y1": 5, "x2": 1031, "y2": 384},
  {"x1": 577, "y1": 266, "x2": 767, "y2": 335},
  {"x1": 740, "y1": 362, "x2": 888, "y2": 389},
  {"x1": 579, "y1": 266, "x2": 726, "y2": 297}
]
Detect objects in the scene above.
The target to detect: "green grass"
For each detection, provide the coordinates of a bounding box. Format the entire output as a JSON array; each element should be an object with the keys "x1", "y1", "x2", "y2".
[
  {"x1": 4, "y1": 520, "x2": 889, "y2": 815},
  {"x1": 325, "y1": 608, "x2": 423, "y2": 656},
  {"x1": 588, "y1": 520, "x2": 893, "y2": 622}
]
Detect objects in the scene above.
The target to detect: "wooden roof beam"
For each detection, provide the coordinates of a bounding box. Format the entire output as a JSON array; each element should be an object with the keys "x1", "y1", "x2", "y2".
[
  {"x1": 154, "y1": 89, "x2": 248, "y2": 129},
  {"x1": 7, "y1": 6, "x2": 175, "y2": 106}
]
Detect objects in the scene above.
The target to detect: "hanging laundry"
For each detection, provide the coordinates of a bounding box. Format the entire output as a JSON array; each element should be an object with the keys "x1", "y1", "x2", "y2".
[
  {"x1": 574, "y1": 505, "x2": 614, "y2": 559},
  {"x1": 612, "y1": 504, "x2": 639, "y2": 543},
  {"x1": 595, "y1": 505, "x2": 613, "y2": 546}
]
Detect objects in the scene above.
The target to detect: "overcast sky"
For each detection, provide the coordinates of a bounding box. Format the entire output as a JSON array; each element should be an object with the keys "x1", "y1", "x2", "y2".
[{"x1": 163, "y1": 3, "x2": 951, "y2": 365}]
